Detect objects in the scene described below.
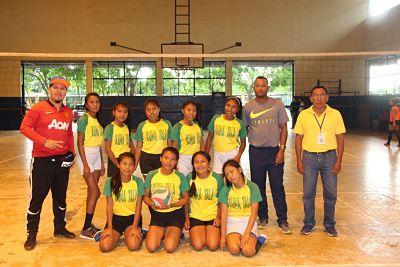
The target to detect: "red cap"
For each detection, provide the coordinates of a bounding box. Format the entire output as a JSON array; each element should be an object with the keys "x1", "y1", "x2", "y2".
[{"x1": 50, "y1": 76, "x2": 70, "y2": 88}]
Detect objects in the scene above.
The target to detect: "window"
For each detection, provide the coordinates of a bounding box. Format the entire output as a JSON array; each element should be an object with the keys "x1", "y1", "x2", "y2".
[
  {"x1": 163, "y1": 61, "x2": 225, "y2": 95},
  {"x1": 93, "y1": 61, "x2": 156, "y2": 96},
  {"x1": 367, "y1": 55, "x2": 400, "y2": 95},
  {"x1": 369, "y1": 0, "x2": 400, "y2": 17},
  {"x1": 21, "y1": 62, "x2": 86, "y2": 107},
  {"x1": 232, "y1": 61, "x2": 293, "y2": 106}
]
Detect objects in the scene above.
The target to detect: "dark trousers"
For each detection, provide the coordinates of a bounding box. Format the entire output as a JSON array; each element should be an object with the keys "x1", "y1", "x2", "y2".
[
  {"x1": 249, "y1": 145, "x2": 288, "y2": 224},
  {"x1": 26, "y1": 156, "x2": 70, "y2": 234}
]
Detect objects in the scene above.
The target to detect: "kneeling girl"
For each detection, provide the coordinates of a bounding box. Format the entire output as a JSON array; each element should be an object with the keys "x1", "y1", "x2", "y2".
[
  {"x1": 185, "y1": 151, "x2": 224, "y2": 251},
  {"x1": 144, "y1": 147, "x2": 189, "y2": 253},
  {"x1": 99, "y1": 152, "x2": 144, "y2": 252},
  {"x1": 219, "y1": 160, "x2": 262, "y2": 257}
]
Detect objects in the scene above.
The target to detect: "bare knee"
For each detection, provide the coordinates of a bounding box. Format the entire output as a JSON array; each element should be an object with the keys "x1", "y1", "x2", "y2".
[
  {"x1": 242, "y1": 247, "x2": 256, "y2": 257},
  {"x1": 228, "y1": 244, "x2": 241, "y2": 255},
  {"x1": 127, "y1": 242, "x2": 142, "y2": 251},
  {"x1": 164, "y1": 239, "x2": 179, "y2": 253},
  {"x1": 146, "y1": 240, "x2": 159, "y2": 253},
  {"x1": 99, "y1": 241, "x2": 113, "y2": 253},
  {"x1": 207, "y1": 241, "x2": 219, "y2": 251},
  {"x1": 191, "y1": 240, "x2": 205, "y2": 251}
]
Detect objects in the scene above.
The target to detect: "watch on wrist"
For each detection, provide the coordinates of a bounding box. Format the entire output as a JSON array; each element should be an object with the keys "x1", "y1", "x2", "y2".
[{"x1": 280, "y1": 144, "x2": 286, "y2": 150}]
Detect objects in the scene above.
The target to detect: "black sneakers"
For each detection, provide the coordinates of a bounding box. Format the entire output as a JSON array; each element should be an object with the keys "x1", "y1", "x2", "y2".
[
  {"x1": 54, "y1": 228, "x2": 76, "y2": 239},
  {"x1": 24, "y1": 233, "x2": 37, "y2": 251}
]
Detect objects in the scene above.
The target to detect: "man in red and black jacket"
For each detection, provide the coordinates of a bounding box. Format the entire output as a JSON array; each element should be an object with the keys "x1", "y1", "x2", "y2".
[{"x1": 20, "y1": 76, "x2": 76, "y2": 250}]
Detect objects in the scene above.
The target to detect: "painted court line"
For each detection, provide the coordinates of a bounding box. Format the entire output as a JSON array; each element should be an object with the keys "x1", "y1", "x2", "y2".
[
  {"x1": 0, "y1": 153, "x2": 29, "y2": 164},
  {"x1": 337, "y1": 196, "x2": 380, "y2": 225}
]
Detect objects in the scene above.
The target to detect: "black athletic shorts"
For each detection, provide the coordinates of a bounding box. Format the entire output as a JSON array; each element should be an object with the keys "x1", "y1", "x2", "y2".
[
  {"x1": 110, "y1": 214, "x2": 142, "y2": 235},
  {"x1": 140, "y1": 151, "x2": 161, "y2": 175},
  {"x1": 149, "y1": 207, "x2": 185, "y2": 229},
  {"x1": 189, "y1": 217, "x2": 217, "y2": 228}
]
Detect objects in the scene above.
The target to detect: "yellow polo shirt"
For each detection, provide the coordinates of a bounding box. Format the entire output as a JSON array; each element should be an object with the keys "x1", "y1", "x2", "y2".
[{"x1": 294, "y1": 105, "x2": 346, "y2": 152}]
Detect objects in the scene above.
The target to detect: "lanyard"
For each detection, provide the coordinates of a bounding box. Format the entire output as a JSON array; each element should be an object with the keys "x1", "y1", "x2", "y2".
[{"x1": 313, "y1": 113, "x2": 326, "y2": 132}]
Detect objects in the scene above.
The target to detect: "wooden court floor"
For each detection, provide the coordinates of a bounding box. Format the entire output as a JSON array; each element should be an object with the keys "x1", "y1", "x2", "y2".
[{"x1": 0, "y1": 128, "x2": 399, "y2": 266}]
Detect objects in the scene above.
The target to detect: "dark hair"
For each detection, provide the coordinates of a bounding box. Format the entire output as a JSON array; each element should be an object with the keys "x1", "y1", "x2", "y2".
[
  {"x1": 225, "y1": 96, "x2": 243, "y2": 119},
  {"x1": 222, "y1": 159, "x2": 244, "y2": 187},
  {"x1": 254, "y1": 76, "x2": 269, "y2": 84},
  {"x1": 110, "y1": 152, "x2": 135, "y2": 199},
  {"x1": 181, "y1": 100, "x2": 203, "y2": 128},
  {"x1": 144, "y1": 99, "x2": 162, "y2": 121},
  {"x1": 161, "y1": 146, "x2": 180, "y2": 161},
  {"x1": 84, "y1": 92, "x2": 102, "y2": 124},
  {"x1": 112, "y1": 102, "x2": 131, "y2": 132},
  {"x1": 311, "y1": 85, "x2": 329, "y2": 95},
  {"x1": 189, "y1": 151, "x2": 211, "y2": 197}
]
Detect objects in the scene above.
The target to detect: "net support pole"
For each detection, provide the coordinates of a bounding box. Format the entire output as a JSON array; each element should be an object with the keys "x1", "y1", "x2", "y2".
[
  {"x1": 225, "y1": 58, "x2": 233, "y2": 96},
  {"x1": 85, "y1": 59, "x2": 93, "y2": 94}
]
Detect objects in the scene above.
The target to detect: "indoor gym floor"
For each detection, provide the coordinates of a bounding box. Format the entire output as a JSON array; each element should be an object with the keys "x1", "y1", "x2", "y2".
[{"x1": 0, "y1": 126, "x2": 399, "y2": 266}]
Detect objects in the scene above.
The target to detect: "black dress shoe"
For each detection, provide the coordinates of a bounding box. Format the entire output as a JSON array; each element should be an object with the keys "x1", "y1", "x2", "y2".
[
  {"x1": 24, "y1": 233, "x2": 37, "y2": 251},
  {"x1": 54, "y1": 228, "x2": 76, "y2": 239}
]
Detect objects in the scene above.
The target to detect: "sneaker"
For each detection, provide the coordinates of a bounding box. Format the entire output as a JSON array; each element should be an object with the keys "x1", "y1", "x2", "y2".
[
  {"x1": 54, "y1": 227, "x2": 76, "y2": 239},
  {"x1": 257, "y1": 218, "x2": 268, "y2": 229},
  {"x1": 24, "y1": 233, "x2": 37, "y2": 251},
  {"x1": 180, "y1": 231, "x2": 186, "y2": 241},
  {"x1": 141, "y1": 229, "x2": 148, "y2": 240},
  {"x1": 278, "y1": 222, "x2": 293, "y2": 234},
  {"x1": 80, "y1": 227, "x2": 98, "y2": 240},
  {"x1": 257, "y1": 234, "x2": 267, "y2": 245},
  {"x1": 90, "y1": 224, "x2": 101, "y2": 233},
  {"x1": 300, "y1": 225, "x2": 315, "y2": 235},
  {"x1": 324, "y1": 226, "x2": 338, "y2": 237},
  {"x1": 93, "y1": 230, "x2": 103, "y2": 242},
  {"x1": 255, "y1": 234, "x2": 267, "y2": 254}
]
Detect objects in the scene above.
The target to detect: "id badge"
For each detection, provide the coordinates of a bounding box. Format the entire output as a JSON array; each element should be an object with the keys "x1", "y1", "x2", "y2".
[{"x1": 317, "y1": 132, "x2": 326, "y2": 144}]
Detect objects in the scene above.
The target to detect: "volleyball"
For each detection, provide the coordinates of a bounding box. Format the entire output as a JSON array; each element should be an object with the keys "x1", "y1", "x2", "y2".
[{"x1": 151, "y1": 187, "x2": 172, "y2": 208}]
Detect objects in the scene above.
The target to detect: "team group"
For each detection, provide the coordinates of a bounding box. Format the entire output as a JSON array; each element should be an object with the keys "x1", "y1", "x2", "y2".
[{"x1": 20, "y1": 76, "x2": 346, "y2": 257}]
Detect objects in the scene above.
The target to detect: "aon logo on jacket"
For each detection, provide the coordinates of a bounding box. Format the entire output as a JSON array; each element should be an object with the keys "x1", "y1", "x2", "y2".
[{"x1": 48, "y1": 119, "x2": 70, "y2": 130}]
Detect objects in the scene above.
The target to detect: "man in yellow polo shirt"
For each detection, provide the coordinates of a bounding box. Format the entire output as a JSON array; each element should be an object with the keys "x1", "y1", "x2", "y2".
[{"x1": 294, "y1": 86, "x2": 345, "y2": 237}]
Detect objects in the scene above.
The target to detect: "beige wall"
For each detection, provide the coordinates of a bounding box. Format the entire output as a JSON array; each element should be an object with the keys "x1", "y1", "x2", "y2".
[
  {"x1": 0, "y1": 0, "x2": 368, "y2": 53},
  {"x1": 365, "y1": 4, "x2": 400, "y2": 51}
]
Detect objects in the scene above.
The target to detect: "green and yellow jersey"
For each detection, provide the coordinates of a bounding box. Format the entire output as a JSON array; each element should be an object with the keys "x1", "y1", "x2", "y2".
[
  {"x1": 103, "y1": 175, "x2": 144, "y2": 216},
  {"x1": 207, "y1": 114, "x2": 246, "y2": 152},
  {"x1": 186, "y1": 172, "x2": 224, "y2": 221},
  {"x1": 218, "y1": 179, "x2": 262, "y2": 218},
  {"x1": 104, "y1": 122, "x2": 131, "y2": 158},
  {"x1": 77, "y1": 113, "x2": 103, "y2": 147},
  {"x1": 145, "y1": 168, "x2": 189, "y2": 213},
  {"x1": 171, "y1": 121, "x2": 202, "y2": 155},
  {"x1": 135, "y1": 119, "x2": 172, "y2": 154}
]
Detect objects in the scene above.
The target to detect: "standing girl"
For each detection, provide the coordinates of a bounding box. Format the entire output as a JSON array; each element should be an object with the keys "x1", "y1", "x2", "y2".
[
  {"x1": 205, "y1": 97, "x2": 246, "y2": 174},
  {"x1": 144, "y1": 147, "x2": 189, "y2": 253},
  {"x1": 384, "y1": 98, "x2": 400, "y2": 147},
  {"x1": 104, "y1": 103, "x2": 135, "y2": 178},
  {"x1": 219, "y1": 160, "x2": 262, "y2": 257},
  {"x1": 185, "y1": 151, "x2": 223, "y2": 251},
  {"x1": 99, "y1": 152, "x2": 144, "y2": 252},
  {"x1": 171, "y1": 101, "x2": 204, "y2": 176},
  {"x1": 135, "y1": 99, "x2": 172, "y2": 179},
  {"x1": 77, "y1": 92, "x2": 105, "y2": 239}
]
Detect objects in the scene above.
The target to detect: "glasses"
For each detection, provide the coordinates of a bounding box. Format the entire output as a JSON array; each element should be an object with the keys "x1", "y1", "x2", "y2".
[{"x1": 311, "y1": 94, "x2": 327, "y2": 99}]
